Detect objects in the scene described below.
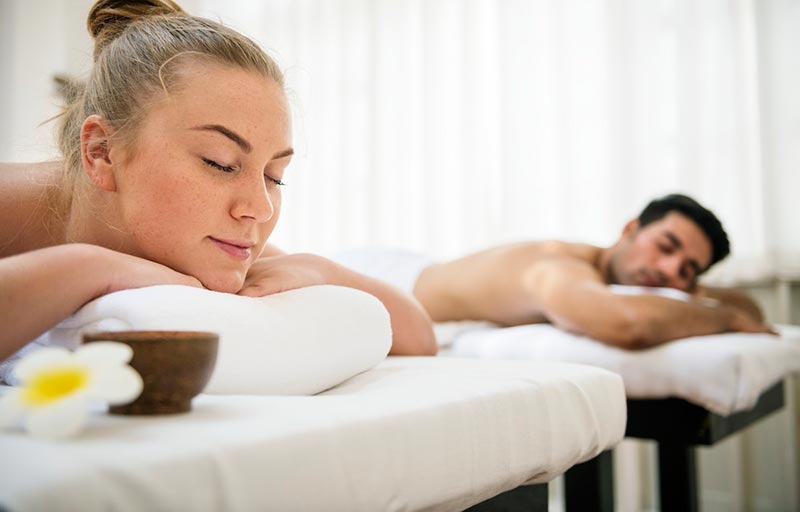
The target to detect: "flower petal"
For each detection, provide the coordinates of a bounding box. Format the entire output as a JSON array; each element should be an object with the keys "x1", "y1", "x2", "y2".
[
  {"x1": 0, "y1": 390, "x2": 28, "y2": 428},
  {"x1": 12, "y1": 347, "x2": 72, "y2": 383},
  {"x1": 25, "y1": 394, "x2": 89, "y2": 439},
  {"x1": 74, "y1": 341, "x2": 133, "y2": 368},
  {"x1": 87, "y1": 366, "x2": 143, "y2": 405}
]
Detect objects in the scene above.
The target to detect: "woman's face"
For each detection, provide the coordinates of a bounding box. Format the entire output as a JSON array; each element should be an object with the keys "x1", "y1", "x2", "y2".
[{"x1": 109, "y1": 62, "x2": 292, "y2": 293}]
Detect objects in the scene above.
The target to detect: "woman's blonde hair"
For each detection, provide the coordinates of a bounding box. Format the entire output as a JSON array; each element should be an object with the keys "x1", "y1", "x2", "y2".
[{"x1": 57, "y1": 0, "x2": 284, "y2": 208}]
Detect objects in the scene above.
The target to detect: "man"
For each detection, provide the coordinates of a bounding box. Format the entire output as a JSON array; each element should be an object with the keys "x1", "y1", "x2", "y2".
[{"x1": 411, "y1": 194, "x2": 774, "y2": 349}]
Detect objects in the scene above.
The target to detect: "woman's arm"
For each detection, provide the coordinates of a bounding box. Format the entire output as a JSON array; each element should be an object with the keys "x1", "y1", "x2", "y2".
[
  {"x1": 239, "y1": 253, "x2": 438, "y2": 355},
  {"x1": 0, "y1": 244, "x2": 201, "y2": 361}
]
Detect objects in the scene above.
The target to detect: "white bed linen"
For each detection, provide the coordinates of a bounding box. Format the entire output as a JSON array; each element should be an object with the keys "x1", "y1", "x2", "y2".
[
  {"x1": 443, "y1": 324, "x2": 800, "y2": 415},
  {"x1": 0, "y1": 357, "x2": 625, "y2": 512}
]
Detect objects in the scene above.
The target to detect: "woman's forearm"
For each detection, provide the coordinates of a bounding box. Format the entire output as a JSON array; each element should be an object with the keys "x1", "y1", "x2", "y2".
[
  {"x1": 0, "y1": 244, "x2": 201, "y2": 361},
  {"x1": 329, "y1": 260, "x2": 438, "y2": 355},
  {"x1": 0, "y1": 244, "x2": 112, "y2": 360}
]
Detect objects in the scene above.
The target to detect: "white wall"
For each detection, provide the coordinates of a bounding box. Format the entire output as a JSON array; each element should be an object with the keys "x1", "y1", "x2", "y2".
[{"x1": 0, "y1": 0, "x2": 93, "y2": 162}]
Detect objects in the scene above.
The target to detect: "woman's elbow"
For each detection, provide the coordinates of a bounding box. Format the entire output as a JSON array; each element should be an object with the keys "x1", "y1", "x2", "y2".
[
  {"x1": 390, "y1": 331, "x2": 438, "y2": 356},
  {"x1": 387, "y1": 302, "x2": 438, "y2": 356},
  {"x1": 389, "y1": 342, "x2": 438, "y2": 356},
  {"x1": 388, "y1": 316, "x2": 438, "y2": 355}
]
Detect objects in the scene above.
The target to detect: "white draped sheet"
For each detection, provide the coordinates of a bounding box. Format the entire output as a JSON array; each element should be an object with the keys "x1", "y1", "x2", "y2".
[{"x1": 0, "y1": 357, "x2": 625, "y2": 512}]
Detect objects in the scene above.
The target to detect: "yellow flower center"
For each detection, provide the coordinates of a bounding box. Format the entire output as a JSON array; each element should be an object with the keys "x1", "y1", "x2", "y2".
[{"x1": 21, "y1": 366, "x2": 90, "y2": 406}]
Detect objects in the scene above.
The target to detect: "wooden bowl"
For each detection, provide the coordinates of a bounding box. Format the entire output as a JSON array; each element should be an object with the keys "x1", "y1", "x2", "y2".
[{"x1": 83, "y1": 331, "x2": 219, "y2": 415}]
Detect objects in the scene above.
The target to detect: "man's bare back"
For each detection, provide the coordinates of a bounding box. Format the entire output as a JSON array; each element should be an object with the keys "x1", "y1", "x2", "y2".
[
  {"x1": 412, "y1": 204, "x2": 774, "y2": 348},
  {"x1": 414, "y1": 241, "x2": 603, "y2": 326}
]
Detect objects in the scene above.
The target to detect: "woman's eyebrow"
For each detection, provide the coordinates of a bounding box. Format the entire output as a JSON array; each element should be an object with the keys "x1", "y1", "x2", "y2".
[
  {"x1": 273, "y1": 148, "x2": 294, "y2": 159},
  {"x1": 191, "y1": 124, "x2": 252, "y2": 153}
]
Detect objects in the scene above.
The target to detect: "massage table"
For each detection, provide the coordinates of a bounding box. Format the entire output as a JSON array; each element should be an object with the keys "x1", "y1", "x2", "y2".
[
  {"x1": 326, "y1": 247, "x2": 800, "y2": 510},
  {"x1": 0, "y1": 356, "x2": 625, "y2": 511},
  {"x1": 0, "y1": 284, "x2": 622, "y2": 510},
  {"x1": 443, "y1": 323, "x2": 800, "y2": 511}
]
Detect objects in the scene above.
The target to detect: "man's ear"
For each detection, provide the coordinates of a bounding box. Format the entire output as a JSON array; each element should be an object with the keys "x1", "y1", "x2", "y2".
[
  {"x1": 621, "y1": 218, "x2": 640, "y2": 238},
  {"x1": 80, "y1": 115, "x2": 117, "y2": 192}
]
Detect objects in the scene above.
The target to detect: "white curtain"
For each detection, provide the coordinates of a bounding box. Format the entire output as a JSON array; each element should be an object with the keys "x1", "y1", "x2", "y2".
[
  {"x1": 181, "y1": 0, "x2": 797, "y2": 283},
  {"x1": 3, "y1": 0, "x2": 796, "y2": 277}
]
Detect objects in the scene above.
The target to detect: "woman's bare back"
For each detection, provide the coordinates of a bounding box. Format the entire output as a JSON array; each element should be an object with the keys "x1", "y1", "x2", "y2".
[{"x1": 0, "y1": 161, "x2": 65, "y2": 257}]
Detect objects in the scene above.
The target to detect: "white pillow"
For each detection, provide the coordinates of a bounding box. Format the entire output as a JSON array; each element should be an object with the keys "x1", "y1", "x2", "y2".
[
  {"x1": 444, "y1": 323, "x2": 800, "y2": 416},
  {"x1": 439, "y1": 284, "x2": 800, "y2": 415},
  {"x1": 20, "y1": 285, "x2": 392, "y2": 396}
]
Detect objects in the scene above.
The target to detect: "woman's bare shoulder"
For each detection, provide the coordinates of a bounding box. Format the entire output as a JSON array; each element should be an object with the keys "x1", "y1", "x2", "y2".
[{"x1": 0, "y1": 161, "x2": 65, "y2": 257}]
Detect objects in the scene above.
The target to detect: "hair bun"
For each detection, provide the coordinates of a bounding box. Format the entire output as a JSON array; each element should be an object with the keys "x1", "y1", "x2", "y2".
[{"x1": 88, "y1": 0, "x2": 184, "y2": 59}]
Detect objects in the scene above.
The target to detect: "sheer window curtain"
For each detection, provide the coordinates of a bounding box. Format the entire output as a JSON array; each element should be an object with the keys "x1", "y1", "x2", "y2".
[
  {"x1": 1, "y1": 0, "x2": 793, "y2": 276},
  {"x1": 180, "y1": 3, "x2": 796, "y2": 509},
  {"x1": 185, "y1": 0, "x2": 794, "y2": 282}
]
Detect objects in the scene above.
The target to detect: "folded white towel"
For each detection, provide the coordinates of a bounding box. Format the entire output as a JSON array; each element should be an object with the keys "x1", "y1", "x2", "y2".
[{"x1": 4, "y1": 285, "x2": 392, "y2": 396}]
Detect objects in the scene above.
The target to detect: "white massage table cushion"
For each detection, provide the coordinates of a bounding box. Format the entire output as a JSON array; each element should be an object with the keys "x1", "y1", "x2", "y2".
[
  {"x1": 11, "y1": 285, "x2": 392, "y2": 396},
  {"x1": 442, "y1": 286, "x2": 800, "y2": 415},
  {"x1": 446, "y1": 323, "x2": 800, "y2": 415},
  {"x1": 0, "y1": 357, "x2": 627, "y2": 511}
]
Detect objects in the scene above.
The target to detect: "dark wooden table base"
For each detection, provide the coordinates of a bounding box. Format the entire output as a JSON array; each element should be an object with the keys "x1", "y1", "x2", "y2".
[{"x1": 564, "y1": 381, "x2": 785, "y2": 512}]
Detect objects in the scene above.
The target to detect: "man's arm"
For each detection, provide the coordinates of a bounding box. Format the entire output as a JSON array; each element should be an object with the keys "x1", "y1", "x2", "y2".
[
  {"x1": 695, "y1": 285, "x2": 765, "y2": 322},
  {"x1": 522, "y1": 257, "x2": 774, "y2": 349}
]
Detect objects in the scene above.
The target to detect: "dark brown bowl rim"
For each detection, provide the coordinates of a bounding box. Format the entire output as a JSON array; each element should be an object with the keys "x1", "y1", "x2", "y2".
[{"x1": 82, "y1": 330, "x2": 219, "y2": 342}]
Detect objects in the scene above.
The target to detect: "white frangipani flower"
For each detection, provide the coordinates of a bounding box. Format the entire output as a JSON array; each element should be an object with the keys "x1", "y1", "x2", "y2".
[{"x1": 0, "y1": 342, "x2": 143, "y2": 439}]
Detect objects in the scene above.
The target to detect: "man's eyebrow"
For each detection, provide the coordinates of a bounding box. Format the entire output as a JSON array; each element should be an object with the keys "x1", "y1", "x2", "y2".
[
  {"x1": 191, "y1": 124, "x2": 252, "y2": 153},
  {"x1": 667, "y1": 231, "x2": 703, "y2": 274},
  {"x1": 665, "y1": 232, "x2": 683, "y2": 248}
]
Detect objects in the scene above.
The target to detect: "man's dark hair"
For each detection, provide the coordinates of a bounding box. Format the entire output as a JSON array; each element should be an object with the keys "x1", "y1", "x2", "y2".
[{"x1": 638, "y1": 193, "x2": 730, "y2": 270}]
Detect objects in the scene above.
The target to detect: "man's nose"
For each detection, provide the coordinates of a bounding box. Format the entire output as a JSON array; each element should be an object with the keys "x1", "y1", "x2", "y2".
[{"x1": 659, "y1": 256, "x2": 683, "y2": 286}]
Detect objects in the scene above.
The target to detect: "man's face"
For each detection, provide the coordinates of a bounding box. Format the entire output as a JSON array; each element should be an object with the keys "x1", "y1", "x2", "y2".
[{"x1": 607, "y1": 212, "x2": 713, "y2": 292}]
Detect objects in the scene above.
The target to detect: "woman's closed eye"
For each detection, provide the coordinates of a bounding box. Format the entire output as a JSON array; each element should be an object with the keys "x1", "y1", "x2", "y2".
[
  {"x1": 265, "y1": 173, "x2": 286, "y2": 187},
  {"x1": 203, "y1": 157, "x2": 286, "y2": 186},
  {"x1": 203, "y1": 157, "x2": 237, "y2": 173}
]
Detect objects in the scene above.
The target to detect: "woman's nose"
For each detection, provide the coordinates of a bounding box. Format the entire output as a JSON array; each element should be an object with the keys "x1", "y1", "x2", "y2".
[{"x1": 231, "y1": 175, "x2": 274, "y2": 223}]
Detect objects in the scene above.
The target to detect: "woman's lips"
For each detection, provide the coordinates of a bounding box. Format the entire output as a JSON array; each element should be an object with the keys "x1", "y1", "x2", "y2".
[{"x1": 209, "y1": 237, "x2": 252, "y2": 260}]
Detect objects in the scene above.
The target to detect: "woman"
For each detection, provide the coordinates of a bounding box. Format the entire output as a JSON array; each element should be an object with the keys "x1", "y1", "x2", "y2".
[{"x1": 0, "y1": 0, "x2": 436, "y2": 362}]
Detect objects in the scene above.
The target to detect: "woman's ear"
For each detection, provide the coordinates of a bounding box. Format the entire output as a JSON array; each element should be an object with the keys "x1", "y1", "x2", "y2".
[{"x1": 80, "y1": 114, "x2": 117, "y2": 192}]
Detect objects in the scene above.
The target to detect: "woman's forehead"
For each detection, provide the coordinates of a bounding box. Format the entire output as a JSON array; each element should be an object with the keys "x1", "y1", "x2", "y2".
[{"x1": 146, "y1": 63, "x2": 291, "y2": 149}]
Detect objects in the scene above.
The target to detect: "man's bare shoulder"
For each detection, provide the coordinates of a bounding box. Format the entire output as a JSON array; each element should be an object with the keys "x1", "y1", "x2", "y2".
[
  {"x1": 436, "y1": 240, "x2": 604, "y2": 287},
  {"x1": 479, "y1": 240, "x2": 602, "y2": 267}
]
